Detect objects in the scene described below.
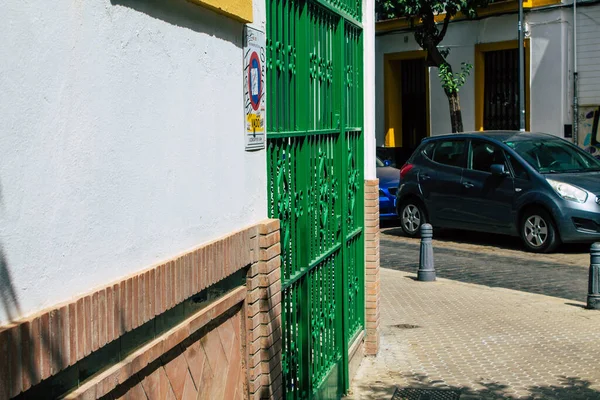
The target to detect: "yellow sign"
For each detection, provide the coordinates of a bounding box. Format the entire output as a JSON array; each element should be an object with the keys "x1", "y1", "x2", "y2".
[{"x1": 247, "y1": 114, "x2": 264, "y2": 133}]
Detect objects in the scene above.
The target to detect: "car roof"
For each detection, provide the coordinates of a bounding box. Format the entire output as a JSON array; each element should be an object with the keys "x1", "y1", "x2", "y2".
[{"x1": 423, "y1": 131, "x2": 557, "y2": 143}]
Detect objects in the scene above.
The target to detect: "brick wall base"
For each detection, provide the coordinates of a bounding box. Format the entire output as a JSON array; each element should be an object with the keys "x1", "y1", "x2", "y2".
[
  {"x1": 1, "y1": 219, "x2": 283, "y2": 400},
  {"x1": 246, "y1": 221, "x2": 283, "y2": 400},
  {"x1": 364, "y1": 179, "x2": 380, "y2": 356},
  {"x1": 67, "y1": 287, "x2": 248, "y2": 400}
]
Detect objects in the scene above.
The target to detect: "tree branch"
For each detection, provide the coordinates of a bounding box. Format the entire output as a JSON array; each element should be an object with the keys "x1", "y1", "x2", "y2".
[
  {"x1": 428, "y1": 44, "x2": 449, "y2": 70},
  {"x1": 435, "y1": 12, "x2": 452, "y2": 45}
]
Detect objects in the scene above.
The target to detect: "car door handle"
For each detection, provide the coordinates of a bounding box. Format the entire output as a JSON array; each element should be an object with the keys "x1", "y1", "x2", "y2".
[
  {"x1": 463, "y1": 182, "x2": 474, "y2": 189},
  {"x1": 421, "y1": 174, "x2": 431, "y2": 181}
]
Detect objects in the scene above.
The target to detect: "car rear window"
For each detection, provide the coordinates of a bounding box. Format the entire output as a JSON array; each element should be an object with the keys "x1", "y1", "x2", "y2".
[{"x1": 431, "y1": 140, "x2": 465, "y2": 168}]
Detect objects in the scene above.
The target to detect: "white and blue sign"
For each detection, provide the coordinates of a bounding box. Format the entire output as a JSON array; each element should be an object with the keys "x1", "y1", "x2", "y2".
[
  {"x1": 248, "y1": 52, "x2": 262, "y2": 111},
  {"x1": 243, "y1": 26, "x2": 266, "y2": 151}
]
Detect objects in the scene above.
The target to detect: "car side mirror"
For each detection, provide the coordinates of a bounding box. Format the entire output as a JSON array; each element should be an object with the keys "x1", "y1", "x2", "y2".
[
  {"x1": 384, "y1": 159, "x2": 391, "y2": 167},
  {"x1": 490, "y1": 164, "x2": 509, "y2": 177}
]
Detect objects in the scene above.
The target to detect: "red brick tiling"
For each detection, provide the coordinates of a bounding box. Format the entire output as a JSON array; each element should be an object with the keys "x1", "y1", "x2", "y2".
[
  {"x1": 164, "y1": 348, "x2": 190, "y2": 398},
  {"x1": 101, "y1": 308, "x2": 245, "y2": 400},
  {"x1": 19, "y1": 321, "x2": 33, "y2": 393},
  {"x1": 64, "y1": 286, "x2": 247, "y2": 400},
  {"x1": 141, "y1": 361, "x2": 176, "y2": 400},
  {"x1": 106, "y1": 286, "x2": 114, "y2": 347},
  {"x1": 182, "y1": 342, "x2": 205, "y2": 389},
  {"x1": 364, "y1": 179, "x2": 381, "y2": 356},
  {"x1": 0, "y1": 327, "x2": 12, "y2": 399},
  {"x1": 0, "y1": 221, "x2": 264, "y2": 399},
  {"x1": 40, "y1": 312, "x2": 51, "y2": 380}
]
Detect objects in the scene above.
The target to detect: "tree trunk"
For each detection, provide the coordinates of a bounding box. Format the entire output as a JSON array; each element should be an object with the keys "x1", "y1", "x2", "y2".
[
  {"x1": 423, "y1": 42, "x2": 465, "y2": 133},
  {"x1": 447, "y1": 91, "x2": 463, "y2": 133}
]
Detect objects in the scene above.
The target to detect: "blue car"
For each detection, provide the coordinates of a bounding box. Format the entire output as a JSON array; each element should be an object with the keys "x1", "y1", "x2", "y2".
[
  {"x1": 376, "y1": 156, "x2": 400, "y2": 218},
  {"x1": 396, "y1": 131, "x2": 600, "y2": 252}
]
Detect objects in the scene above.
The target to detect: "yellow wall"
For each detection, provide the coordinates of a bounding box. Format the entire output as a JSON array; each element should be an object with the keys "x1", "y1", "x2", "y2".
[
  {"x1": 383, "y1": 51, "x2": 430, "y2": 147},
  {"x1": 189, "y1": 0, "x2": 253, "y2": 23}
]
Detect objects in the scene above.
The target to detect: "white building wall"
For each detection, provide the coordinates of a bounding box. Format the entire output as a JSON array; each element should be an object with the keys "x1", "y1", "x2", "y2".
[
  {"x1": 376, "y1": 9, "x2": 571, "y2": 144},
  {"x1": 364, "y1": 0, "x2": 377, "y2": 180},
  {"x1": 528, "y1": 9, "x2": 571, "y2": 136},
  {"x1": 577, "y1": 3, "x2": 600, "y2": 106},
  {"x1": 0, "y1": 0, "x2": 267, "y2": 325}
]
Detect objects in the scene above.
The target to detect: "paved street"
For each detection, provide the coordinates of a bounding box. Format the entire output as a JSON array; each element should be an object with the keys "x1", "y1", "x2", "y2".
[
  {"x1": 380, "y1": 221, "x2": 591, "y2": 267},
  {"x1": 348, "y1": 225, "x2": 600, "y2": 399},
  {"x1": 380, "y1": 225, "x2": 592, "y2": 302},
  {"x1": 348, "y1": 268, "x2": 600, "y2": 399}
]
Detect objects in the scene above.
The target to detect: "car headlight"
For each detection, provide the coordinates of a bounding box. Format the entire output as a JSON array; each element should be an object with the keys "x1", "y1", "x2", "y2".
[{"x1": 547, "y1": 179, "x2": 588, "y2": 203}]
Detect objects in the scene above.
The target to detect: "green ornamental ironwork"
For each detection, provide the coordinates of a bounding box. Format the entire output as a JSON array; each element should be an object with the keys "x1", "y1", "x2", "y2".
[{"x1": 266, "y1": 0, "x2": 364, "y2": 397}]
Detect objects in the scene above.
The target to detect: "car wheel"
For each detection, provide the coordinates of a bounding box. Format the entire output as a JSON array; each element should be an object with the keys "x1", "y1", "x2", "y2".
[
  {"x1": 399, "y1": 200, "x2": 427, "y2": 238},
  {"x1": 520, "y1": 208, "x2": 560, "y2": 253}
]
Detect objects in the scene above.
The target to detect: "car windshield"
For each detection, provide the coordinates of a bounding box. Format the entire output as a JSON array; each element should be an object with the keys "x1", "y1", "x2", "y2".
[
  {"x1": 376, "y1": 157, "x2": 385, "y2": 167},
  {"x1": 505, "y1": 138, "x2": 600, "y2": 174}
]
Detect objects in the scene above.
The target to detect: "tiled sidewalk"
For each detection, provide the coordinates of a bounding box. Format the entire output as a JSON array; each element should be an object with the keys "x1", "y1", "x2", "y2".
[{"x1": 348, "y1": 268, "x2": 600, "y2": 399}]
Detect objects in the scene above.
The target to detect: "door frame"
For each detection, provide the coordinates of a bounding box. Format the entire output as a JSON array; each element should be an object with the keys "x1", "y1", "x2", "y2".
[
  {"x1": 474, "y1": 39, "x2": 531, "y2": 131},
  {"x1": 383, "y1": 50, "x2": 431, "y2": 147}
]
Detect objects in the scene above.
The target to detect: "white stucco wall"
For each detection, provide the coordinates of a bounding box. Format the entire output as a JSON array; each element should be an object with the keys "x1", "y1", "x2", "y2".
[
  {"x1": 376, "y1": 9, "x2": 571, "y2": 145},
  {"x1": 0, "y1": 0, "x2": 267, "y2": 325},
  {"x1": 364, "y1": 0, "x2": 377, "y2": 179},
  {"x1": 528, "y1": 9, "x2": 572, "y2": 136},
  {"x1": 576, "y1": 3, "x2": 600, "y2": 106}
]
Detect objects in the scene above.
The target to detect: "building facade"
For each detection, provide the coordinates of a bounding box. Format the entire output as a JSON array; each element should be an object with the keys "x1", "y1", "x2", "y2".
[
  {"x1": 0, "y1": 0, "x2": 281, "y2": 398},
  {"x1": 576, "y1": 1, "x2": 600, "y2": 155},
  {"x1": 376, "y1": 0, "x2": 600, "y2": 161},
  {"x1": 0, "y1": 0, "x2": 378, "y2": 398}
]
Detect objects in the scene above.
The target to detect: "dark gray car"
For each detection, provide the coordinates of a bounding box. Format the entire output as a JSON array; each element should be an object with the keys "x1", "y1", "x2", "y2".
[{"x1": 396, "y1": 131, "x2": 600, "y2": 252}]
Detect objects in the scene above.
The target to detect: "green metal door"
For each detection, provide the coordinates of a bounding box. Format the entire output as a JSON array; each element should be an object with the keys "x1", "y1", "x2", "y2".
[{"x1": 266, "y1": 1, "x2": 364, "y2": 398}]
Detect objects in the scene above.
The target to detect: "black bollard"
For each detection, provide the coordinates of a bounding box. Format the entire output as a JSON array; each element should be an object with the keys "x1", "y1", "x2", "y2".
[
  {"x1": 417, "y1": 224, "x2": 436, "y2": 282},
  {"x1": 587, "y1": 243, "x2": 600, "y2": 309}
]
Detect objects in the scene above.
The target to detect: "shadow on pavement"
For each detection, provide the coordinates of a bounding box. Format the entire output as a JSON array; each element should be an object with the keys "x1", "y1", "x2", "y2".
[
  {"x1": 380, "y1": 219, "x2": 401, "y2": 229},
  {"x1": 381, "y1": 222, "x2": 590, "y2": 256},
  {"x1": 565, "y1": 302, "x2": 588, "y2": 309},
  {"x1": 351, "y1": 373, "x2": 600, "y2": 400}
]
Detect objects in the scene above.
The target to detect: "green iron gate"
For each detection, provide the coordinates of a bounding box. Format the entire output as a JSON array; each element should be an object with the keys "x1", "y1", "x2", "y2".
[{"x1": 266, "y1": 0, "x2": 364, "y2": 398}]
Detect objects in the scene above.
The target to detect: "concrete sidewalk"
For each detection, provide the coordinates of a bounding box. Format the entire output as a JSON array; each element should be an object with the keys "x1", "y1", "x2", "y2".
[{"x1": 348, "y1": 268, "x2": 600, "y2": 399}]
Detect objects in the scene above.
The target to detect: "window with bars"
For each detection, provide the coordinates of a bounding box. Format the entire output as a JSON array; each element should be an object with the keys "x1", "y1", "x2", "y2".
[{"x1": 483, "y1": 48, "x2": 526, "y2": 131}]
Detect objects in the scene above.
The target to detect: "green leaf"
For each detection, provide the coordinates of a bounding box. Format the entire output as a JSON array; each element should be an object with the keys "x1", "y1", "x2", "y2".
[{"x1": 376, "y1": 0, "x2": 489, "y2": 21}]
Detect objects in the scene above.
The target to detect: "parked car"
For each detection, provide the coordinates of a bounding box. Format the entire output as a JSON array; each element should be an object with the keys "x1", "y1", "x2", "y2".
[
  {"x1": 377, "y1": 156, "x2": 400, "y2": 218},
  {"x1": 396, "y1": 131, "x2": 600, "y2": 252}
]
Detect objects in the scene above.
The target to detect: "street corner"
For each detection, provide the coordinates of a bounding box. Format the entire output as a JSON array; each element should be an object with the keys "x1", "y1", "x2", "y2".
[{"x1": 352, "y1": 260, "x2": 600, "y2": 400}]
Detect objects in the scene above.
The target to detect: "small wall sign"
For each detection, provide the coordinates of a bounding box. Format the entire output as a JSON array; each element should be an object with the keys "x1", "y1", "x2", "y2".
[{"x1": 244, "y1": 26, "x2": 266, "y2": 151}]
